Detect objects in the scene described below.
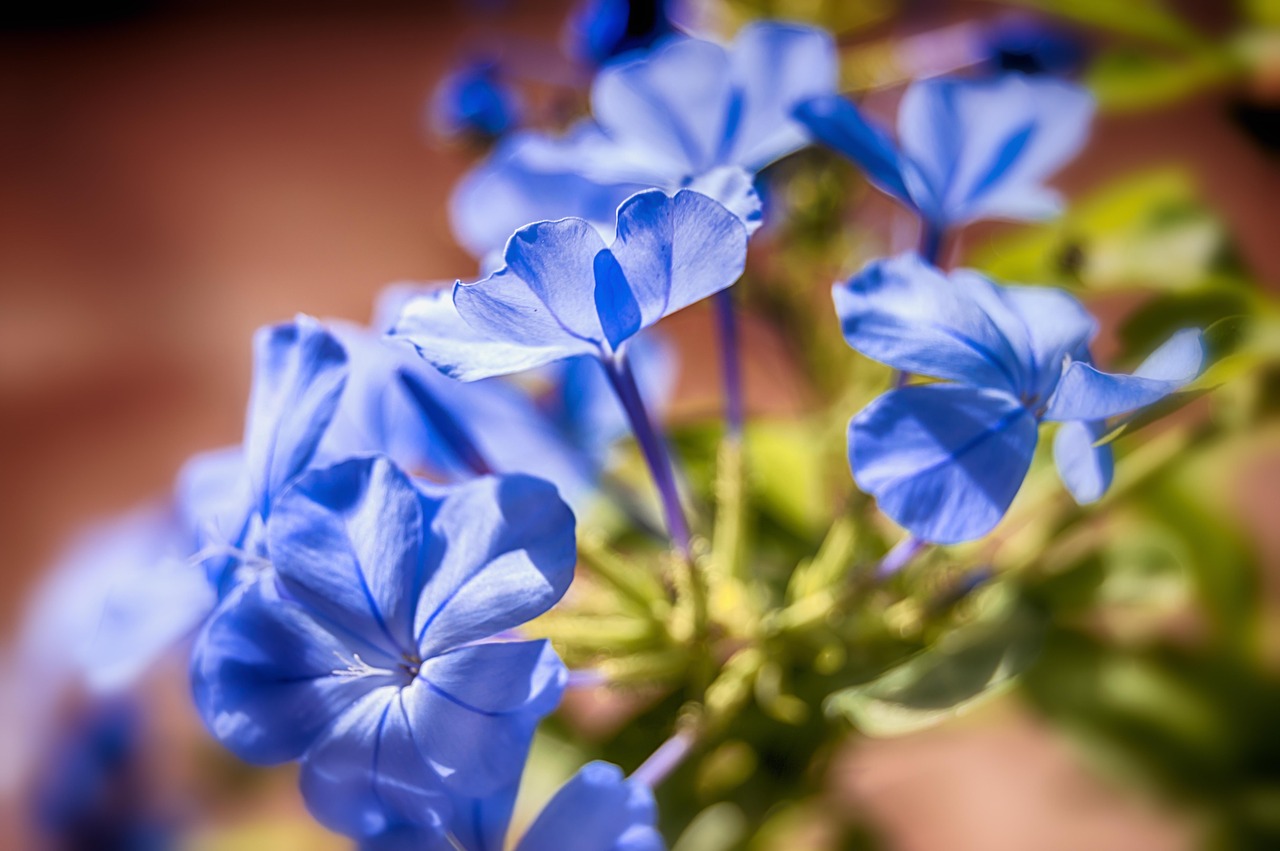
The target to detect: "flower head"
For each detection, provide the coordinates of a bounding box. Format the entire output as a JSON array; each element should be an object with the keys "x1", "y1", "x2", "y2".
[
  {"x1": 191, "y1": 455, "x2": 576, "y2": 840},
  {"x1": 796, "y1": 74, "x2": 1094, "y2": 232},
  {"x1": 430, "y1": 58, "x2": 522, "y2": 141},
  {"x1": 394, "y1": 188, "x2": 748, "y2": 381},
  {"x1": 449, "y1": 21, "x2": 834, "y2": 260},
  {"x1": 837, "y1": 254, "x2": 1203, "y2": 543}
]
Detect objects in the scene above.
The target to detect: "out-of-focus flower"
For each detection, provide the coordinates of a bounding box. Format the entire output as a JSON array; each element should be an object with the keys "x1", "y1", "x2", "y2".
[
  {"x1": 191, "y1": 455, "x2": 575, "y2": 842},
  {"x1": 565, "y1": 0, "x2": 675, "y2": 67},
  {"x1": 837, "y1": 253, "x2": 1203, "y2": 543},
  {"x1": 429, "y1": 58, "x2": 523, "y2": 141},
  {"x1": 394, "y1": 188, "x2": 748, "y2": 381},
  {"x1": 30, "y1": 699, "x2": 174, "y2": 851},
  {"x1": 979, "y1": 15, "x2": 1087, "y2": 77},
  {"x1": 362, "y1": 760, "x2": 663, "y2": 851},
  {"x1": 450, "y1": 21, "x2": 835, "y2": 261},
  {"x1": 796, "y1": 75, "x2": 1094, "y2": 238}
]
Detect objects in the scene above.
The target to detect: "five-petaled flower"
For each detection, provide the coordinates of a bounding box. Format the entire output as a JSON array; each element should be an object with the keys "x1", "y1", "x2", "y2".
[
  {"x1": 392, "y1": 189, "x2": 748, "y2": 381},
  {"x1": 191, "y1": 455, "x2": 577, "y2": 842},
  {"x1": 450, "y1": 21, "x2": 835, "y2": 262},
  {"x1": 796, "y1": 74, "x2": 1094, "y2": 255},
  {"x1": 837, "y1": 253, "x2": 1203, "y2": 544}
]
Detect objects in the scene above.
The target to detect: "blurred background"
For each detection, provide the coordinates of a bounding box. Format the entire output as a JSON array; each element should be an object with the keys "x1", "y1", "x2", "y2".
[{"x1": 2, "y1": 0, "x2": 1278, "y2": 849}]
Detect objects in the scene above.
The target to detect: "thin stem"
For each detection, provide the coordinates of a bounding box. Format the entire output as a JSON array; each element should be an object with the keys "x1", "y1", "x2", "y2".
[
  {"x1": 875, "y1": 534, "x2": 926, "y2": 579},
  {"x1": 602, "y1": 351, "x2": 692, "y2": 555},
  {"x1": 713, "y1": 288, "x2": 745, "y2": 440},
  {"x1": 630, "y1": 728, "x2": 696, "y2": 789},
  {"x1": 918, "y1": 218, "x2": 945, "y2": 267}
]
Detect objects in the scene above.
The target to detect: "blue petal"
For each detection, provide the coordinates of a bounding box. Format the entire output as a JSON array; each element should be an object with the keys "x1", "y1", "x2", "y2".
[
  {"x1": 1043, "y1": 328, "x2": 1204, "y2": 422},
  {"x1": 793, "y1": 94, "x2": 912, "y2": 205},
  {"x1": 592, "y1": 36, "x2": 734, "y2": 178},
  {"x1": 608, "y1": 189, "x2": 748, "y2": 333},
  {"x1": 722, "y1": 22, "x2": 838, "y2": 171},
  {"x1": 268, "y1": 456, "x2": 427, "y2": 660},
  {"x1": 361, "y1": 823, "x2": 456, "y2": 851},
  {"x1": 448, "y1": 218, "x2": 619, "y2": 373},
  {"x1": 244, "y1": 316, "x2": 349, "y2": 516},
  {"x1": 1053, "y1": 419, "x2": 1113, "y2": 504},
  {"x1": 392, "y1": 288, "x2": 580, "y2": 382},
  {"x1": 445, "y1": 783, "x2": 521, "y2": 851},
  {"x1": 448, "y1": 129, "x2": 639, "y2": 259},
  {"x1": 517, "y1": 761, "x2": 664, "y2": 851},
  {"x1": 190, "y1": 574, "x2": 386, "y2": 765},
  {"x1": 995, "y1": 285, "x2": 1098, "y2": 402},
  {"x1": 682, "y1": 165, "x2": 763, "y2": 235},
  {"x1": 833, "y1": 255, "x2": 1032, "y2": 394},
  {"x1": 430, "y1": 59, "x2": 521, "y2": 140},
  {"x1": 850, "y1": 384, "x2": 1039, "y2": 544},
  {"x1": 408, "y1": 640, "x2": 566, "y2": 794},
  {"x1": 299, "y1": 688, "x2": 451, "y2": 838},
  {"x1": 415, "y1": 474, "x2": 576, "y2": 656},
  {"x1": 176, "y1": 446, "x2": 256, "y2": 588},
  {"x1": 897, "y1": 75, "x2": 1094, "y2": 226}
]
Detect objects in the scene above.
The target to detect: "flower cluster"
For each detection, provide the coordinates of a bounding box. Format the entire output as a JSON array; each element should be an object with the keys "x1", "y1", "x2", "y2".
[{"x1": 13, "y1": 12, "x2": 1216, "y2": 851}]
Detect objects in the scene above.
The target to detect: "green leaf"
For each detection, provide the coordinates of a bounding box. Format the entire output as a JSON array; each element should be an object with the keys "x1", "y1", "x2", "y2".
[
  {"x1": 1087, "y1": 47, "x2": 1237, "y2": 112},
  {"x1": 1003, "y1": 0, "x2": 1209, "y2": 51},
  {"x1": 974, "y1": 167, "x2": 1230, "y2": 293},
  {"x1": 825, "y1": 587, "x2": 1047, "y2": 736}
]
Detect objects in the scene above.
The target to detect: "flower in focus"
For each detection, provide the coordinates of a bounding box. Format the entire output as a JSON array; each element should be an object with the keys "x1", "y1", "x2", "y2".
[
  {"x1": 429, "y1": 58, "x2": 523, "y2": 141},
  {"x1": 796, "y1": 74, "x2": 1094, "y2": 236},
  {"x1": 191, "y1": 455, "x2": 576, "y2": 841},
  {"x1": 393, "y1": 188, "x2": 748, "y2": 381},
  {"x1": 363, "y1": 760, "x2": 664, "y2": 851},
  {"x1": 450, "y1": 21, "x2": 835, "y2": 262},
  {"x1": 837, "y1": 253, "x2": 1203, "y2": 543}
]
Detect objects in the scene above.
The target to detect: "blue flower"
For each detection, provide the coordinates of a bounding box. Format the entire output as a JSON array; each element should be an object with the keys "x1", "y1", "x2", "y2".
[
  {"x1": 430, "y1": 58, "x2": 522, "y2": 140},
  {"x1": 362, "y1": 761, "x2": 663, "y2": 851},
  {"x1": 565, "y1": 0, "x2": 675, "y2": 66},
  {"x1": 979, "y1": 15, "x2": 1086, "y2": 77},
  {"x1": 191, "y1": 455, "x2": 576, "y2": 840},
  {"x1": 31, "y1": 699, "x2": 174, "y2": 851},
  {"x1": 394, "y1": 189, "x2": 748, "y2": 381},
  {"x1": 837, "y1": 254, "x2": 1203, "y2": 543},
  {"x1": 795, "y1": 74, "x2": 1094, "y2": 234},
  {"x1": 449, "y1": 21, "x2": 834, "y2": 260}
]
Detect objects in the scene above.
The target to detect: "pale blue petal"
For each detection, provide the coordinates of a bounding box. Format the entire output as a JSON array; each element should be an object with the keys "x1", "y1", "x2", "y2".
[
  {"x1": 850, "y1": 385, "x2": 1038, "y2": 544},
  {"x1": 267, "y1": 457, "x2": 426, "y2": 659},
  {"x1": 592, "y1": 36, "x2": 734, "y2": 178},
  {"x1": 994, "y1": 285, "x2": 1098, "y2": 403},
  {"x1": 450, "y1": 218, "x2": 620, "y2": 367},
  {"x1": 407, "y1": 640, "x2": 566, "y2": 794},
  {"x1": 833, "y1": 255, "x2": 1031, "y2": 394},
  {"x1": 723, "y1": 21, "x2": 838, "y2": 171},
  {"x1": 517, "y1": 762, "x2": 663, "y2": 851},
  {"x1": 449, "y1": 128, "x2": 639, "y2": 259},
  {"x1": 683, "y1": 165, "x2": 763, "y2": 235},
  {"x1": 1053, "y1": 420, "x2": 1113, "y2": 504},
  {"x1": 243, "y1": 316, "x2": 349, "y2": 516},
  {"x1": 190, "y1": 574, "x2": 387, "y2": 765},
  {"x1": 414, "y1": 475, "x2": 575, "y2": 656},
  {"x1": 176, "y1": 445, "x2": 256, "y2": 588},
  {"x1": 1043, "y1": 329, "x2": 1204, "y2": 422},
  {"x1": 897, "y1": 75, "x2": 1094, "y2": 226},
  {"x1": 608, "y1": 189, "x2": 748, "y2": 332},
  {"x1": 793, "y1": 94, "x2": 913, "y2": 205},
  {"x1": 299, "y1": 688, "x2": 451, "y2": 839},
  {"x1": 391, "y1": 288, "x2": 580, "y2": 382}
]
